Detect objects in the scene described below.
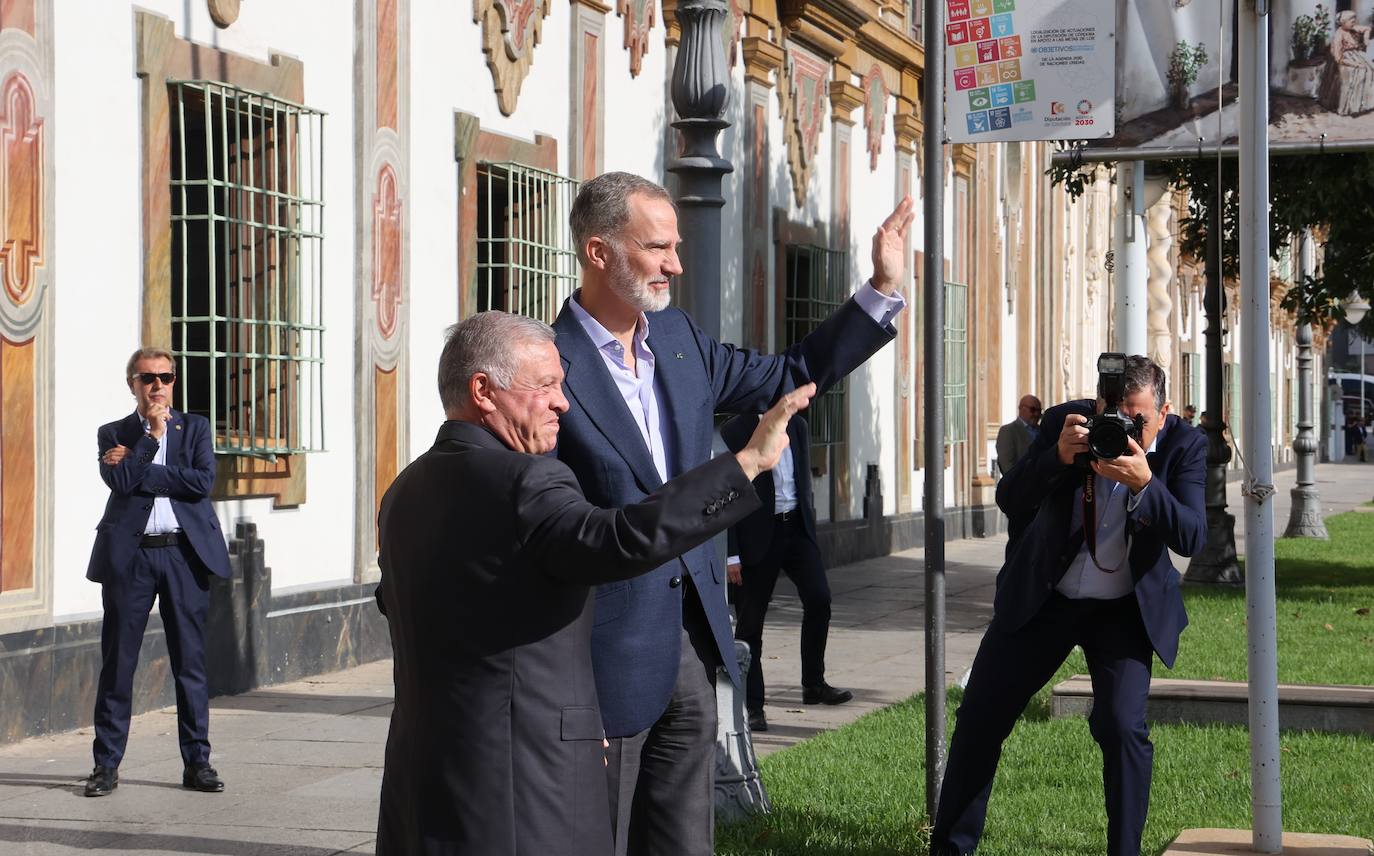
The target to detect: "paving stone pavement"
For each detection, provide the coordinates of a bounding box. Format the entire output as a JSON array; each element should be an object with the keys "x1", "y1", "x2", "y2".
[{"x1": 0, "y1": 461, "x2": 1368, "y2": 854}]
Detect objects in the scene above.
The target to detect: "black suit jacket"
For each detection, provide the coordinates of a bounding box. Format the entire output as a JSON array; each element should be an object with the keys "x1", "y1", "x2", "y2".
[
  {"x1": 86, "y1": 410, "x2": 230, "y2": 582},
  {"x1": 993, "y1": 402, "x2": 1207, "y2": 667},
  {"x1": 719, "y1": 413, "x2": 817, "y2": 565},
  {"x1": 374, "y1": 420, "x2": 759, "y2": 856}
]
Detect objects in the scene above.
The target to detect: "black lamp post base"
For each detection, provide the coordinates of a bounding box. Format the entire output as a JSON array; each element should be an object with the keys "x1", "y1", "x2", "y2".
[{"x1": 1185, "y1": 509, "x2": 1243, "y2": 584}]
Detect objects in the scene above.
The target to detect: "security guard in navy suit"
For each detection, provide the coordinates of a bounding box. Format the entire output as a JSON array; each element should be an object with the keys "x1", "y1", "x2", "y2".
[{"x1": 84, "y1": 347, "x2": 232, "y2": 797}]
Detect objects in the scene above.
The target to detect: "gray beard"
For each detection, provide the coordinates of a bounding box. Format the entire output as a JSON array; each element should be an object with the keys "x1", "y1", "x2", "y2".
[{"x1": 608, "y1": 252, "x2": 671, "y2": 313}]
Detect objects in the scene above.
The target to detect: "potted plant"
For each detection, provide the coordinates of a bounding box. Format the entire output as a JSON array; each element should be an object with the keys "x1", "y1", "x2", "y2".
[
  {"x1": 1167, "y1": 40, "x2": 1208, "y2": 111},
  {"x1": 1291, "y1": 4, "x2": 1331, "y2": 65}
]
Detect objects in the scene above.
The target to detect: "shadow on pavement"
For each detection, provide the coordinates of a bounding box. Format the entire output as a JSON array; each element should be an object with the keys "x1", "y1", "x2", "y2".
[
  {"x1": 0, "y1": 771, "x2": 184, "y2": 793},
  {"x1": 212, "y1": 694, "x2": 392, "y2": 718},
  {"x1": 0, "y1": 822, "x2": 368, "y2": 855}
]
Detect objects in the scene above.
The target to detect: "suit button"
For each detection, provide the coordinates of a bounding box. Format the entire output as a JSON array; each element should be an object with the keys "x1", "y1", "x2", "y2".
[{"x1": 669, "y1": 576, "x2": 682, "y2": 588}]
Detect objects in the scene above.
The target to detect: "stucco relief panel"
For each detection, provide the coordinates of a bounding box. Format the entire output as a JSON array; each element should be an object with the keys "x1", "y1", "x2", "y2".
[
  {"x1": 372, "y1": 162, "x2": 403, "y2": 342},
  {"x1": 779, "y1": 42, "x2": 828, "y2": 208},
  {"x1": 476, "y1": 0, "x2": 550, "y2": 114}
]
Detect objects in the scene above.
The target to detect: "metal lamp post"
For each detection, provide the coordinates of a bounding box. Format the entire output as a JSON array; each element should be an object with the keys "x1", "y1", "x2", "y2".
[
  {"x1": 1283, "y1": 233, "x2": 1327, "y2": 539},
  {"x1": 1185, "y1": 204, "x2": 1242, "y2": 583},
  {"x1": 1345, "y1": 294, "x2": 1370, "y2": 426},
  {"x1": 666, "y1": 0, "x2": 733, "y2": 341}
]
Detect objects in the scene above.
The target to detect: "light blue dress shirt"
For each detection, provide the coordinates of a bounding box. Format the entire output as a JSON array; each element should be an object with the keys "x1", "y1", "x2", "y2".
[{"x1": 1056, "y1": 434, "x2": 1158, "y2": 600}]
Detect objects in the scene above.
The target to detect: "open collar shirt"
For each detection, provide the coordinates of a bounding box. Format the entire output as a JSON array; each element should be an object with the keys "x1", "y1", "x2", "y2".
[{"x1": 139, "y1": 414, "x2": 182, "y2": 535}]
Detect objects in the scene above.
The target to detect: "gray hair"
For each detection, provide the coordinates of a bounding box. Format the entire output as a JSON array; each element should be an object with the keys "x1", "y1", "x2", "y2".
[
  {"x1": 126, "y1": 346, "x2": 174, "y2": 380},
  {"x1": 437, "y1": 311, "x2": 556, "y2": 412},
  {"x1": 569, "y1": 171, "x2": 675, "y2": 265},
  {"x1": 1112, "y1": 355, "x2": 1167, "y2": 411}
]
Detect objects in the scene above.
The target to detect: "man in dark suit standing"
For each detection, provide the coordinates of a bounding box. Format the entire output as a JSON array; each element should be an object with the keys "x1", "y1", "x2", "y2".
[
  {"x1": 931, "y1": 356, "x2": 1206, "y2": 856},
  {"x1": 994, "y1": 394, "x2": 1041, "y2": 475},
  {"x1": 721, "y1": 413, "x2": 850, "y2": 734},
  {"x1": 553, "y1": 172, "x2": 911, "y2": 855},
  {"x1": 84, "y1": 347, "x2": 232, "y2": 797},
  {"x1": 374, "y1": 311, "x2": 812, "y2": 856}
]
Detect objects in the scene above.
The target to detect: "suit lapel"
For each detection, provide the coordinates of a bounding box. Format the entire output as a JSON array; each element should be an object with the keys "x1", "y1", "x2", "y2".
[
  {"x1": 554, "y1": 303, "x2": 664, "y2": 491},
  {"x1": 644, "y1": 319, "x2": 699, "y2": 479}
]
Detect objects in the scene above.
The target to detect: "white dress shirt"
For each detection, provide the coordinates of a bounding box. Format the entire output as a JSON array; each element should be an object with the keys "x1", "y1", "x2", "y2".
[{"x1": 140, "y1": 415, "x2": 182, "y2": 535}]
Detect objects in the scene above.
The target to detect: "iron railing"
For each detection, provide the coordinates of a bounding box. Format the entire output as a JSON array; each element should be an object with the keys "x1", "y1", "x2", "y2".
[
  {"x1": 783, "y1": 244, "x2": 849, "y2": 448},
  {"x1": 474, "y1": 161, "x2": 579, "y2": 324},
  {"x1": 168, "y1": 80, "x2": 325, "y2": 457}
]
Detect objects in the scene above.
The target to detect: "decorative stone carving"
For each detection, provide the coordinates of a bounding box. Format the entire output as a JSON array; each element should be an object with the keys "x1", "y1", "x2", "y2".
[
  {"x1": 0, "y1": 71, "x2": 43, "y2": 310},
  {"x1": 474, "y1": 0, "x2": 551, "y2": 115},
  {"x1": 618, "y1": 0, "x2": 654, "y2": 77},
  {"x1": 207, "y1": 0, "x2": 241, "y2": 28},
  {"x1": 724, "y1": 0, "x2": 744, "y2": 67},
  {"x1": 862, "y1": 64, "x2": 886, "y2": 171},
  {"x1": 779, "y1": 42, "x2": 828, "y2": 208},
  {"x1": 1146, "y1": 189, "x2": 1174, "y2": 370},
  {"x1": 740, "y1": 35, "x2": 783, "y2": 87}
]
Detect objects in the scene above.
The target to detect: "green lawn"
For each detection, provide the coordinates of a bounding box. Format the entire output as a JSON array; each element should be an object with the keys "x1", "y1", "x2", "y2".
[{"x1": 716, "y1": 511, "x2": 1374, "y2": 855}]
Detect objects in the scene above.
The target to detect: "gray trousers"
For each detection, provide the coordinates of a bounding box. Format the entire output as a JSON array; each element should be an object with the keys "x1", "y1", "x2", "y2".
[{"x1": 605, "y1": 605, "x2": 718, "y2": 856}]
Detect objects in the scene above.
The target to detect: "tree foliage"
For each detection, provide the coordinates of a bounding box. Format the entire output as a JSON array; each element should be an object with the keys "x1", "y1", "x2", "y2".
[{"x1": 1048, "y1": 149, "x2": 1374, "y2": 335}]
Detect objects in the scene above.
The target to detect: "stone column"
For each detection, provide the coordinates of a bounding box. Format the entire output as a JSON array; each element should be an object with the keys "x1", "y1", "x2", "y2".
[
  {"x1": 1145, "y1": 187, "x2": 1174, "y2": 370},
  {"x1": 740, "y1": 33, "x2": 783, "y2": 350},
  {"x1": 827, "y1": 73, "x2": 863, "y2": 522},
  {"x1": 894, "y1": 106, "x2": 920, "y2": 513}
]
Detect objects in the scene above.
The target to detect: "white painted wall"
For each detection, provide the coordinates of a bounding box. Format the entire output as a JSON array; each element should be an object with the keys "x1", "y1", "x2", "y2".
[{"x1": 52, "y1": 1, "x2": 359, "y2": 617}]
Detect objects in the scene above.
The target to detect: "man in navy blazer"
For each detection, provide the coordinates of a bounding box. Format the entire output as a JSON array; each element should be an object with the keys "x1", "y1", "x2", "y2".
[
  {"x1": 931, "y1": 356, "x2": 1206, "y2": 856},
  {"x1": 553, "y1": 171, "x2": 913, "y2": 855},
  {"x1": 83, "y1": 347, "x2": 231, "y2": 797}
]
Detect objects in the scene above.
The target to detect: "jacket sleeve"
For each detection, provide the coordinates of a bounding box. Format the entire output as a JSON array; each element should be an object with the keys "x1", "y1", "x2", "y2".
[
  {"x1": 137, "y1": 419, "x2": 217, "y2": 500},
  {"x1": 1127, "y1": 429, "x2": 1208, "y2": 556},
  {"x1": 996, "y1": 405, "x2": 1077, "y2": 518},
  {"x1": 995, "y1": 424, "x2": 1014, "y2": 475},
  {"x1": 98, "y1": 424, "x2": 160, "y2": 496},
  {"x1": 688, "y1": 298, "x2": 895, "y2": 416},
  {"x1": 517, "y1": 453, "x2": 762, "y2": 584}
]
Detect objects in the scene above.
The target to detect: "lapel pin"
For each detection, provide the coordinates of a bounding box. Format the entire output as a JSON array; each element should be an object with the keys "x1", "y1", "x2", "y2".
[
  {"x1": 675, "y1": 353, "x2": 684, "y2": 359},
  {"x1": 176, "y1": 423, "x2": 182, "y2": 430}
]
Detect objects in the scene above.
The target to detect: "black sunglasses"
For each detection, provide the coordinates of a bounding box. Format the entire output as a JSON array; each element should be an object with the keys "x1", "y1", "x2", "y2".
[{"x1": 133, "y1": 372, "x2": 176, "y2": 385}]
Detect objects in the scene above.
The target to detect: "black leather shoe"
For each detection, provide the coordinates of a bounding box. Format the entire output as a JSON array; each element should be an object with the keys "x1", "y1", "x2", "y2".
[
  {"x1": 747, "y1": 710, "x2": 768, "y2": 733},
  {"x1": 182, "y1": 763, "x2": 225, "y2": 792},
  {"x1": 84, "y1": 765, "x2": 118, "y2": 797},
  {"x1": 802, "y1": 682, "x2": 854, "y2": 705}
]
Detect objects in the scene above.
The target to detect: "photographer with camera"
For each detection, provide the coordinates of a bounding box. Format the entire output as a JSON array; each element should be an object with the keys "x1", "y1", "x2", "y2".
[{"x1": 931, "y1": 355, "x2": 1206, "y2": 856}]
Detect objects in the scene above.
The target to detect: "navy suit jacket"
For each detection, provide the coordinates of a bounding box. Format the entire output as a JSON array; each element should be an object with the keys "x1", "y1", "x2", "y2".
[
  {"x1": 993, "y1": 402, "x2": 1206, "y2": 668},
  {"x1": 553, "y1": 294, "x2": 894, "y2": 736},
  {"x1": 719, "y1": 414, "x2": 818, "y2": 565},
  {"x1": 86, "y1": 410, "x2": 231, "y2": 583}
]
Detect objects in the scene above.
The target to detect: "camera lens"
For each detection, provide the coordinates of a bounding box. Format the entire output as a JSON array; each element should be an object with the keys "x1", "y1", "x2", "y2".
[{"x1": 1088, "y1": 420, "x2": 1129, "y2": 459}]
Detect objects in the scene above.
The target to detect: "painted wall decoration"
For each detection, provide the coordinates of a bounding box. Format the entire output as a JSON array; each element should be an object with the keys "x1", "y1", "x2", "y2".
[
  {"x1": 356, "y1": 0, "x2": 409, "y2": 580},
  {"x1": 780, "y1": 42, "x2": 829, "y2": 207},
  {"x1": 475, "y1": 0, "x2": 551, "y2": 114},
  {"x1": 863, "y1": 64, "x2": 887, "y2": 171},
  {"x1": 0, "y1": 0, "x2": 53, "y2": 620},
  {"x1": 724, "y1": 0, "x2": 744, "y2": 68},
  {"x1": 618, "y1": 0, "x2": 654, "y2": 78}
]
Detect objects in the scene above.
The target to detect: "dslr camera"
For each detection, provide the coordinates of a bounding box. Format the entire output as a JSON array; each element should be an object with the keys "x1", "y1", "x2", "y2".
[{"x1": 1077, "y1": 353, "x2": 1145, "y2": 468}]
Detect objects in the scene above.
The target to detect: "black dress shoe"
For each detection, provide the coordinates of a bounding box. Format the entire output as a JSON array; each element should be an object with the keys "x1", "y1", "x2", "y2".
[
  {"x1": 747, "y1": 710, "x2": 768, "y2": 733},
  {"x1": 84, "y1": 765, "x2": 118, "y2": 797},
  {"x1": 802, "y1": 682, "x2": 854, "y2": 705},
  {"x1": 182, "y1": 763, "x2": 225, "y2": 792}
]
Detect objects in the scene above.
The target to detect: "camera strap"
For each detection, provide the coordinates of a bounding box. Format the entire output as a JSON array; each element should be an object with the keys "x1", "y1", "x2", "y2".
[{"x1": 1080, "y1": 470, "x2": 1120, "y2": 574}]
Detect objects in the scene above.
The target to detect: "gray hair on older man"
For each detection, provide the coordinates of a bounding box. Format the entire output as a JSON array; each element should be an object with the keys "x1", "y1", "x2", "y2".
[{"x1": 437, "y1": 311, "x2": 556, "y2": 413}]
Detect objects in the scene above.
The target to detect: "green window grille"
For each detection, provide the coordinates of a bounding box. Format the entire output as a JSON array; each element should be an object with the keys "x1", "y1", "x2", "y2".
[
  {"x1": 783, "y1": 243, "x2": 848, "y2": 448},
  {"x1": 168, "y1": 80, "x2": 326, "y2": 458},
  {"x1": 944, "y1": 280, "x2": 968, "y2": 444},
  {"x1": 475, "y1": 161, "x2": 579, "y2": 324}
]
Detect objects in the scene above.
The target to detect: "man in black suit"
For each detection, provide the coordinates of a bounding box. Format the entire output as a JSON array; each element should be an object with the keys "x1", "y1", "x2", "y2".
[
  {"x1": 932, "y1": 356, "x2": 1206, "y2": 856},
  {"x1": 374, "y1": 311, "x2": 813, "y2": 856},
  {"x1": 84, "y1": 347, "x2": 232, "y2": 797},
  {"x1": 994, "y1": 394, "x2": 1041, "y2": 475},
  {"x1": 721, "y1": 413, "x2": 851, "y2": 733}
]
